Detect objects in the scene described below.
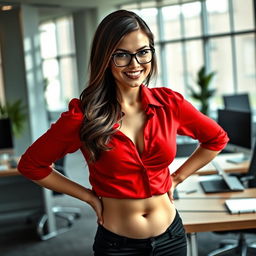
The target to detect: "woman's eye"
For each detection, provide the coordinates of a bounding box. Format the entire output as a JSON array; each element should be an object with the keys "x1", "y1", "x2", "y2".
[
  {"x1": 115, "y1": 53, "x2": 129, "y2": 58},
  {"x1": 137, "y1": 49, "x2": 150, "y2": 56}
]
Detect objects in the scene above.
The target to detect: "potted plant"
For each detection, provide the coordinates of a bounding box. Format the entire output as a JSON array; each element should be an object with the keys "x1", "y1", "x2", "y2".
[
  {"x1": 0, "y1": 99, "x2": 27, "y2": 137},
  {"x1": 188, "y1": 66, "x2": 216, "y2": 116}
]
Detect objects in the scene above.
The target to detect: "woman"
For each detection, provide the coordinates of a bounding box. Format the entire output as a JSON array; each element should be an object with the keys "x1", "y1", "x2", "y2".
[{"x1": 18, "y1": 10, "x2": 229, "y2": 256}]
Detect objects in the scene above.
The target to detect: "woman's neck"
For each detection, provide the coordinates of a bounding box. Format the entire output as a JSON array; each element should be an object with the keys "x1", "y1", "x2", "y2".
[{"x1": 117, "y1": 86, "x2": 141, "y2": 107}]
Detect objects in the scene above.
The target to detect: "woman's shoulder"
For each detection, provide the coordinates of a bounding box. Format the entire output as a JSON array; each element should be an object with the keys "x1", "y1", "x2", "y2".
[
  {"x1": 60, "y1": 98, "x2": 84, "y2": 121},
  {"x1": 148, "y1": 86, "x2": 185, "y2": 106},
  {"x1": 48, "y1": 98, "x2": 84, "y2": 140}
]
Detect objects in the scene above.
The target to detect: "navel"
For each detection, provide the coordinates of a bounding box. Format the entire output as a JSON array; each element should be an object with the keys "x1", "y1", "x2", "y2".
[{"x1": 142, "y1": 213, "x2": 148, "y2": 218}]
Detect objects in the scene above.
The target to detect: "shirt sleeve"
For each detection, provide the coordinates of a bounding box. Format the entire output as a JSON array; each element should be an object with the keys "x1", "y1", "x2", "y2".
[
  {"x1": 173, "y1": 91, "x2": 229, "y2": 151},
  {"x1": 17, "y1": 98, "x2": 84, "y2": 180}
]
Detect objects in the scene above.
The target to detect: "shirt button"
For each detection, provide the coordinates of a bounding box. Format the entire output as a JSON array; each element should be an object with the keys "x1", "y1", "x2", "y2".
[{"x1": 142, "y1": 168, "x2": 147, "y2": 172}]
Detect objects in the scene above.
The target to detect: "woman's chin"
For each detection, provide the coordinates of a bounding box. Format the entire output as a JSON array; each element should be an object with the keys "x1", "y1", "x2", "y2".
[{"x1": 127, "y1": 80, "x2": 143, "y2": 88}]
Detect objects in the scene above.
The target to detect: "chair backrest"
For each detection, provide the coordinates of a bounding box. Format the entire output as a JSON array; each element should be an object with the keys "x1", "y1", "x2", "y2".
[
  {"x1": 176, "y1": 143, "x2": 198, "y2": 157},
  {"x1": 223, "y1": 93, "x2": 251, "y2": 112}
]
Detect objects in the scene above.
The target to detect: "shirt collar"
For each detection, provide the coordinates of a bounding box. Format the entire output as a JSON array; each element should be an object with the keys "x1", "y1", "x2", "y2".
[
  {"x1": 113, "y1": 85, "x2": 163, "y2": 129},
  {"x1": 141, "y1": 85, "x2": 164, "y2": 110}
]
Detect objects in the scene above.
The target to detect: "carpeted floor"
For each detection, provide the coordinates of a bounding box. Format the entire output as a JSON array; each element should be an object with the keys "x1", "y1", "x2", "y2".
[{"x1": 1, "y1": 151, "x2": 255, "y2": 256}]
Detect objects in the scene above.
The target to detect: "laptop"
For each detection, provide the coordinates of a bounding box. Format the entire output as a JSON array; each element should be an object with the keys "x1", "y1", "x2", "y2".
[{"x1": 200, "y1": 161, "x2": 244, "y2": 193}]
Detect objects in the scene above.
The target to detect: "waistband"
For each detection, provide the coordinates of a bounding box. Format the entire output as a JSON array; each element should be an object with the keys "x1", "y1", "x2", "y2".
[{"x1": 96, "y1": 210, "x2": 183, "y2": 248}]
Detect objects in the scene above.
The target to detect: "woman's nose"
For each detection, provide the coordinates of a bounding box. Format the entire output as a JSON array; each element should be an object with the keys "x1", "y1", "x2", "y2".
[{"x1": 128, "y1": 56, "x2": 140, "y2": 67}]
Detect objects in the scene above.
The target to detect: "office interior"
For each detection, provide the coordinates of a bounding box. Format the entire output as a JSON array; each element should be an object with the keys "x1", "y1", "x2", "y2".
[{"x1": 0, "y1": 0, "x2": 256, "y2": 255}]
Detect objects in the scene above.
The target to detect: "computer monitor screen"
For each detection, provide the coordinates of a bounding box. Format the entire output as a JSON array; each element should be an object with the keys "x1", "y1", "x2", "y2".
[
  {"x1": 0, "y1": 118, "x2": 14, "y2": 154},
  {"x1": 217, "y1": 109, "x2": 252, "y2": 156},
  {"x1": 223, "y1": 93, "x2": 251, "y2": 112}
]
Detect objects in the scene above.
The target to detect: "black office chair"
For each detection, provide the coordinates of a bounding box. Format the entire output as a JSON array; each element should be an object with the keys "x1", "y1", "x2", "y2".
[
  {"x1": 176, "y1": 142, "x2": 198, "y2": 157},
  {"x1": 37, "y1": 156, "x2": 81, "y2": 240},
  {"x1": 207, "y1": 142, "x2": 256, "y2": 256}
]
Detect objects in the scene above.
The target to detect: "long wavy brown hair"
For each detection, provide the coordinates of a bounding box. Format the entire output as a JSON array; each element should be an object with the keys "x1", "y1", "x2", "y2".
[{"x1": 79, "y1": 10, "x2": 157, "y2": 162}]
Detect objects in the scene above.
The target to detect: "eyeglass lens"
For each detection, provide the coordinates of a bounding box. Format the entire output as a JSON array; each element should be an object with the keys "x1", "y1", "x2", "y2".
[{"x1": 113, "y1": 49, "x2": 153, "y2": 67}]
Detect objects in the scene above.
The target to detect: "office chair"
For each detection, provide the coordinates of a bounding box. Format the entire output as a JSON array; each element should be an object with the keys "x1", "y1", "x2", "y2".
[
  {"x1": 207, "y1": 143, "x2": 256, "y2": 256},
  {"x1": 176, "y1": 142, "x2": 198, "y2": 157},
  {"x1": 37, "y1": 156, "x2": 81, "y2": 240}
]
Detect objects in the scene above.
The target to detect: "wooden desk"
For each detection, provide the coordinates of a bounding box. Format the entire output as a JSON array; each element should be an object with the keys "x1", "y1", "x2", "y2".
[
  {"x1": 170, "y1": 153, "x2": 249, "y2": 175},
  {"x1": 174, "y1": 175, "x2": 256, "y2": 256},
  {"x1": 0, "y1": 167, "x2": 20, "y2": 177},
  {"x1": 0, "y1": 158, "x2": 20, "y2": 176}
]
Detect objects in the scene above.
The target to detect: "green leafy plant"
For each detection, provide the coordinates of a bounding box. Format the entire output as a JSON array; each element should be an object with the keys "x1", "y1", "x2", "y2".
[
  {"x1": 188, "y1": 66, "x2": 216, "y2": 116},
  {"x1": 0, "y1": 99, "x2": 27, "y2": 137}
]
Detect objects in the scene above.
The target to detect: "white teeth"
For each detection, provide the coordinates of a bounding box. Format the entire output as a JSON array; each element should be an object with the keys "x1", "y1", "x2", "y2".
[{"x1": 126, "y1": 71, "x2": 141, "y2": 76}]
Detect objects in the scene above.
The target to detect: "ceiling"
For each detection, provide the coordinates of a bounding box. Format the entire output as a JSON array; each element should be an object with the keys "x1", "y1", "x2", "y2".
[
  {"x1": 0, "y1": 0, "x2": 135, "y2": 8},
  {"x1": 0, "y1": 0, "x2": 137, "y2": 20}
]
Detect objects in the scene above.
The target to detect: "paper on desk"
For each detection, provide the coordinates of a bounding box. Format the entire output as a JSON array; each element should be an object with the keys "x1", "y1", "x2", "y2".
[
  {"x1": 225, "y1": 198, "x2": 256, "y2": 214},
  {"x1": 0, "y1": 164, "x2": 8, "y2": 171}
]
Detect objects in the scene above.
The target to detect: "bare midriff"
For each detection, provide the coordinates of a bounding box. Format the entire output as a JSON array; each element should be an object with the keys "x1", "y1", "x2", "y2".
[{"x1": 101, "y1": 193, "x2": 176, "y2": 239}]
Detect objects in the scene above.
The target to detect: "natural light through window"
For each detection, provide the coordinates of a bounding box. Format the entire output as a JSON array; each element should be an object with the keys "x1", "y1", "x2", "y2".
[
  {"x1": 39, "y1": 16, "x2": 78, "y2": 111},
  {"x1": 120, "y1": 0, "x2": 256, "y2": 110}
]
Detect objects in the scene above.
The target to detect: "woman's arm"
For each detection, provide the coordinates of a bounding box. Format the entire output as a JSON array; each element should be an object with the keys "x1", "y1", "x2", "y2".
[
  {"x1": 172, "y1": 146, "x2": 220, "y2": 185},
  {"x1": 165, "y1": 90, "x2": 229, "y2": 200},
  {"x1": 33, "y1": 169, "x2": 104, "y2": 224},
  {"x1": 18, "y1": 99, "x2": 103, "y2": 223}
]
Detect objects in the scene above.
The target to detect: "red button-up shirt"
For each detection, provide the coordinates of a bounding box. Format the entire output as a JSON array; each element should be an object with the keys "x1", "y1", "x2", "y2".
[{"x1": 18, "y1": 86, "x2": 229, "y2": 199}]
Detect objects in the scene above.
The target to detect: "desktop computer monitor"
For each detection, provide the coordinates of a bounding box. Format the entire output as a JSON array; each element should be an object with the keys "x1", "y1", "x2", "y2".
[
  {"x1": 0, "y1": 118, "x2": 14, "y2": 155},
  {"x1": 217, "y1": 109, "x2": 252, "y2": 162},
  {"x1": 223, "y1": 93, "x2": 251, "y2": 112}
]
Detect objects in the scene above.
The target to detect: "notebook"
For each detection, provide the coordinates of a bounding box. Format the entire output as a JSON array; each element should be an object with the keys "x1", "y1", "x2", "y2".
[{"x1": 225, "y1": 198, "x2": 256, "y2": 214}]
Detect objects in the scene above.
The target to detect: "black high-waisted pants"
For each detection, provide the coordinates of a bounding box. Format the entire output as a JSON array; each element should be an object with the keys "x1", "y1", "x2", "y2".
[{"x1": 93, "y1": 210, "x2": 187, "y2": 256}]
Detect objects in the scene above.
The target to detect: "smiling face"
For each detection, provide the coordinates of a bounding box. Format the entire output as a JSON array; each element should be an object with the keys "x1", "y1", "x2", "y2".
[{"x1": 110, "y1": 29, "x2": 152, "y2": 91}]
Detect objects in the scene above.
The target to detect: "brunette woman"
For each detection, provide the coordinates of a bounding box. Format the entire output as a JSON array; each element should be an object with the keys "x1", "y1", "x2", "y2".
[{"x1": 18, "y1": 10, "x2": 229, "y2": 256}]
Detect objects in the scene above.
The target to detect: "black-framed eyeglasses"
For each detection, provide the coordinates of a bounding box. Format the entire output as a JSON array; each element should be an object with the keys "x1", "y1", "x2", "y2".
[{"x1": 112, "y1": 48, "x2": 155, "y2": 67}]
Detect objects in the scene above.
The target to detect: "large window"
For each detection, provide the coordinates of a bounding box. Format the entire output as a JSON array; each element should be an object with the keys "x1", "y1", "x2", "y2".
[
  {"x1": 39, "y1": 16, "x2": 78, "y2": 111},
  {"x1": 121, "y1": 0, "x2": 256, "y2": 111}
]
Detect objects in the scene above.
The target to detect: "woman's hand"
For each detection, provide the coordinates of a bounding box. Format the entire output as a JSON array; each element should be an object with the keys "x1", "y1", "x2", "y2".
[
  {"x1": 31, "y1": 171, "x2": 104, "y2": 224},
  {"x1": 85, "y1": 189, "x2": 104, "y2": 225},
  {"x1": 167, "y1": 179, "x2": 179, "y2": 203}
]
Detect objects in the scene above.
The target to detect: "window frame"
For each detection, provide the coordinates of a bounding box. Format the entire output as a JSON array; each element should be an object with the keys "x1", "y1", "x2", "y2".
[
  {"x1": 39, "y1": 15, "x2": 78, "y2": 112},
  {"x1": 120, "y1": 0, "x2": 256, "y2": 111}
]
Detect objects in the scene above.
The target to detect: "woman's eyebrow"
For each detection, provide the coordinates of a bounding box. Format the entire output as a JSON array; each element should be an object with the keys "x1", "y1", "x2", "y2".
[{"x1": 115, "y1": 46, "x2": 149, "y2": 53}]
